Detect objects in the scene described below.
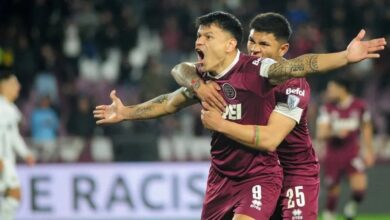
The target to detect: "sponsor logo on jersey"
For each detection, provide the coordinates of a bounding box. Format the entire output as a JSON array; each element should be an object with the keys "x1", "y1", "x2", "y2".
[
  {"x1": 286, "y1": 87, "x2": 305, "y2": 96},
  {"x1": 287, "y1": 95, "x2": 300, "y2": 110},
  {"x1": 252, "y1": 58, "x2": 262, "y2": 66},
  {"x1": 222, "y1": 104, "x2": 242, "y2": 120},
  {"x1": 222, "y1": 83, "x2": 237, "y2": 100},
  {"x1": 292, "y1": 209, "x2": 303, "y2": 220},
  {"x1": 250, "y1": 199, "x2": 262, "y2": 211}
]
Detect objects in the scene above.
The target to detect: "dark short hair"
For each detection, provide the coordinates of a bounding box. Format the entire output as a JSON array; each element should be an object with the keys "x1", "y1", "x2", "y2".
[
  {"x1": 331, "y1": 77, "x2": 353, "y2": 93},
  {"x1": 249, "y1": 12, "x2": 292, "y2": 42},
  {"x1": 196, "y1": 11, "x2": 243, "y2": 46},
  {"x1": 0, "y1": 70, "x2": 14, "y2": 82}
]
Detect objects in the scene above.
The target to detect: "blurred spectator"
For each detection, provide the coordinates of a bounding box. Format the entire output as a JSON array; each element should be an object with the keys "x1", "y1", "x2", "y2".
[
  {"x1": 30, "y1": 95, "x2": 60, "y2": 162},
  {"x1": 14, "y1": 35, "x2": 37, "y2": 96},
  {"x1": 67, "y1": 95, "x2": 95, "y2": 138},
  {"x1": 34, "y1": 71, "x2": 59, "y2": 104}
]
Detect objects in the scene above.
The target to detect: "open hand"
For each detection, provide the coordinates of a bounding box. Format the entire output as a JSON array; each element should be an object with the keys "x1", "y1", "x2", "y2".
[
  {"x1": 93, "y1": 90, "x2": 126, "y2": 124},
  {"x1": 364, "y1": 150, "x2": 375, "y2": 168},
  {"x1": 201, "y1": 101, "x2": 225, "y2": 132},
  {"x1": 25, "y1": 154, "x2": 36, "y2": 166},
  {"x1": 194, "y1": 80, "x2": 226, "y2": 113},
  {"x1": 346, "y1": 29, "x2": 386, "y2": 63}
]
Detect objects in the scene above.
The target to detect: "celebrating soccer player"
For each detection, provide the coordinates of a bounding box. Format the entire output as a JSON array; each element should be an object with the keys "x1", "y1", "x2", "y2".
[{"x1": 94, "y1": 11, "x2": 385, "y2": 220}]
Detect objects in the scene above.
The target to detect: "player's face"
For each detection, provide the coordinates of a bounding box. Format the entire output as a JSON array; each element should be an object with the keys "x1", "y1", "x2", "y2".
[
  {"x1": 247, "y1": 29, "x2": 289, "y2": 61},
  {"x1": 195, "y1": 24, "x2": 237, "y2": 73},
  {"x1": 326, "y1": 81, "x2": 342, "y2": 102},
  {"x1": 1, "y1": 76, "x2": 21, "y2": 101}
]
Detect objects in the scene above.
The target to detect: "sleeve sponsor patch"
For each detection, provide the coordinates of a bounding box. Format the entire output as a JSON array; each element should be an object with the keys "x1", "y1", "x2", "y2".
[{"x1": 287, "y1": 94, "x2": 300, "y2": 110}]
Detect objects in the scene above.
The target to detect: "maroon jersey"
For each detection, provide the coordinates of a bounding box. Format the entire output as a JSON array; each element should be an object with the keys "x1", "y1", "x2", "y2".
[
  {"x1": 318, "y1": 97, "x2": 370, "y2": 157},
  {"x1": 199, "y1": 52, "x2": 282, "y2": 179},
  {"x1": 272, "y1": 78, "x2": 320, "y2": 184}
]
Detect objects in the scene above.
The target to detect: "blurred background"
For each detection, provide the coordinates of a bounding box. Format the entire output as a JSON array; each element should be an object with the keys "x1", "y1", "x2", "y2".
[{"x1": 0, "y1": 0, "x2": 389, "y2": 219}]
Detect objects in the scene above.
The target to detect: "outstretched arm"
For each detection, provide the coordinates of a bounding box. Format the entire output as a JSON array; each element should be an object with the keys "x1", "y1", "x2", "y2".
[
  {"x1": 268, "y1": 29, "x2": 386, "y2": 84},
  {"x1": 171, "y1": 62, "x2": 226, "y2": 112},
  {"x1": 201, "y1": 102, "x2": 296, "y2": 152},
  {"x1": 93, "y1": 88, "x2": 197, "y2": 124}
]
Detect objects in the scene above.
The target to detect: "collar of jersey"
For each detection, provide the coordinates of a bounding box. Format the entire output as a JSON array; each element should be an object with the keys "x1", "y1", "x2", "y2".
[
  {"x1": 338, "y1": 95, "x2": 353, "y2": 109},
  {"x1": 0, "y1": 95, "x2": 7, "y2": 103},
  {"x1": 207, "y1": 50, "x2": 240, "y2": 79}
]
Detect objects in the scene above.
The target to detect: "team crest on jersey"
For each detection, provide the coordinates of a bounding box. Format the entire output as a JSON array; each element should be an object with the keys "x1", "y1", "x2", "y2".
[
  {"x1": 222, "y1": 83, "x2": 236, "y2": 100},
  {"x1": 287, "y1": 95, "x2": 300, "y2": 110}
]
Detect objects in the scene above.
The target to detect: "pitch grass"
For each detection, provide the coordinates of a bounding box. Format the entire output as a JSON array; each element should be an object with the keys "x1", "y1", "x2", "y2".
[{"x1": 318, "y1": 214, "x2": 390, "y2": 220}]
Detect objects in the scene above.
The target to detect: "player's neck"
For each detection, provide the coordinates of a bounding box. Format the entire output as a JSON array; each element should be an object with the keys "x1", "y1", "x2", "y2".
[
  {"x1": 338, "y1": 94, "x2": 353, "y2": 108},
  {"x1": 0, "y1": 93, "x2": 13, "y2": 102},
  {"x1": 212, "y1": 50, "x2": 239, "y2": 75}
]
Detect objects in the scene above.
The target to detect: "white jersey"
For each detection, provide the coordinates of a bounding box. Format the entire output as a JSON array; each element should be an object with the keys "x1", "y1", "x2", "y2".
[{"x1": 0, "y1": 96, "x2": 31, "y2": 162}]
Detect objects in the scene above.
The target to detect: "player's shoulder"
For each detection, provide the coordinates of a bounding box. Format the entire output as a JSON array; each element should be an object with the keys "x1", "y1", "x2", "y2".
[
  {"x1": 275, "y1": 78, "x2": 310, "y2": 95},
  {"x1": 323, "y1": 101, "x2": 336, "y2": 111},
  {"x1": 281, "y1": 78, "x2": 309, "y2": 88},
  {"x1": 238, "y1": 54, "x2": 275, "y2": 68},
  {"x1": 351, "y1": 97, "x2": 367, "y2": 109}
]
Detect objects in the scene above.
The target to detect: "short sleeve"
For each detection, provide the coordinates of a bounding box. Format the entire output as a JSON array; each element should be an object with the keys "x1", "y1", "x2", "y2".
[
  {"x1": 317, "y1": 106, "x2": 330, "y2": 125},
  {"x1": 259, "y1": 58, "x2": 277, "y2": 78},
  {"x1": 361, "y1": 101, "x2": 371, "y2": 122},
  {"x1": 273, "y1": 79, "x2": 310, "y2": 123}
]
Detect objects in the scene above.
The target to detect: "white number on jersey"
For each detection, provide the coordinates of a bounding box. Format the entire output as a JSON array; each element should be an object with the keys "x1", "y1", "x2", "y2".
[
  {"x1": 252, "y1": 185, "x2": 262, "y2": 200},
  {"x1": 287, "y1": 186, "x2": 306, "y2": 209},
  {"x1": 250, "y1": 185, "x2": 262, "y2": 210}
]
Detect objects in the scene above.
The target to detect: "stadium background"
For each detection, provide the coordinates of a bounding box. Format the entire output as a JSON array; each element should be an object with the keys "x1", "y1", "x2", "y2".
[{"x1": 0, "y1": 0, "x2": 389, "y2": 219}]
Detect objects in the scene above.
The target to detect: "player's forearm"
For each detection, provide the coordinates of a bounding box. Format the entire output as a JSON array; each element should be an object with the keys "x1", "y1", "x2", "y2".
[
  {"x1": 268, "y1": 51, "x2": 348, "y2": 82},
  {"x1": 362, "y1": 122, "x2": 374, "y2": 154},
  {"x1": 316, "y1": 123, "x2": 332, "y2": 140},
  {"x1": 123, "y1": 89, "x2": 194, "y2": 120},
  {"x1": 171, "y1": 62, "x2": 203, "y2": 90},
  {"x1": 13, "y1": 132, "x2": 31, "y2": 158},
  {"x1": 218, "y1": 121, "x2": 279, "y2": 152}
]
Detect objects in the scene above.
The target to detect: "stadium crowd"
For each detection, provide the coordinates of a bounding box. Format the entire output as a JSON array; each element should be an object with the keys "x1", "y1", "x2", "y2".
[{"x1": 0, "y1": 0, "x2": 389, "y2": 162}]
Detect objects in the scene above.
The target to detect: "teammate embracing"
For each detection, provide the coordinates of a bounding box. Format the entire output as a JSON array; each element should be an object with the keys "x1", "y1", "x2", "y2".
[
  {"x1": 95, "y1": 11, "x2": 385, "y2": 220},
  {"x1": 172, "y1": 12, "x2": 320, "y2": 220}
]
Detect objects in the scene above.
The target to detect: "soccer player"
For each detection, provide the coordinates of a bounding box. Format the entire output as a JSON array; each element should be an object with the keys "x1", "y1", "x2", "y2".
[
  {"x1": 0, "y1": 71, "x2": 36, "y2": 220},
  {"x1": 317, "y1": 78, "x2": 375, "y2": 220},
  {"x1": 94, "y1": 11, "x2": 385, "y2": 220},
  {"x1": 171, "y1": 12, "x2": 383, "y2": 220}
]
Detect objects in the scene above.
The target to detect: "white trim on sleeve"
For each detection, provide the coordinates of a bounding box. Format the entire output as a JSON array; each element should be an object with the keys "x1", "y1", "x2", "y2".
[
  {"x1": 362, "y1": 110, "x2": 371, "y2": 122},
  {"x1": 317, "y1": 106, "x2": 330, "y2": 124},
  {"x1": 273, "y1": 102, "x2": 303, "y2": 123},
  {"x1": 259, "y1": 58, "x2": 277, "y2": 78}
]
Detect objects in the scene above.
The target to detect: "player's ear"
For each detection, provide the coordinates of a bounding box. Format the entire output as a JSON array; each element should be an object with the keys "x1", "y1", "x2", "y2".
[
  {"x1": 279, "y1": 43, "x2": 289, "y2": 57},
  {"x1": 226, "y1": 39, "x2": 237, "y2": 53}
]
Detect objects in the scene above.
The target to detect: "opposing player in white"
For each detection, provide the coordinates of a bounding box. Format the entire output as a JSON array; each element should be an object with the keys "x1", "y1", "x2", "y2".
[{"x1": 0, "y1": 71, "x2": 35, "y2": 220}]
